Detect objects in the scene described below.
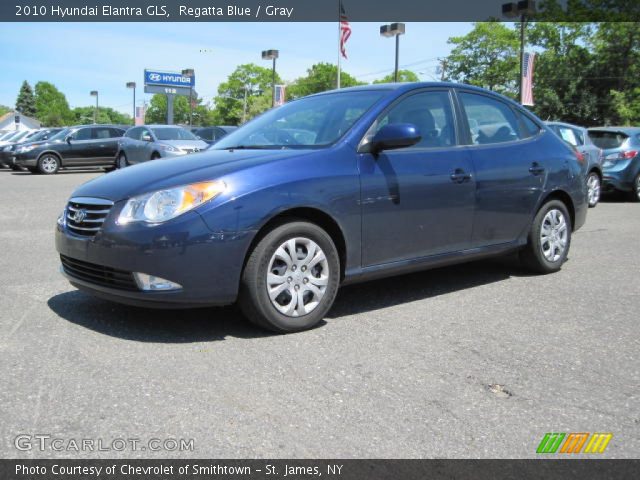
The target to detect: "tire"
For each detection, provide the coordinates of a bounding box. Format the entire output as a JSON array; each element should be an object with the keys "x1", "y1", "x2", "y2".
[
  {"x1": 239, "y1": 221, "x2": 341, "y2": 333},
  {"x1": 37, "y1": 154, "x2": 60, "y2": 175},
  {"x1": 117, "y1": 153, "x2": 128, "y2": 169},
  {"x1": 631, "y1": 173, "x2": 640, "y2": 203},
  {"x1": 520, "y1": 199, "x2": 572, "y2": 274},
  {"x1": 27, "y1": 167, "x2": 39, "y2": 174},
  {"x1": 10, "y1": 164, "x2": 24, "y2": 172},
  {"x1": 586, "y1": 171, "x2": 601, "y2": 208},
  {"x1": 150, "y1": 152, "x2": 161, "y2": 160}
]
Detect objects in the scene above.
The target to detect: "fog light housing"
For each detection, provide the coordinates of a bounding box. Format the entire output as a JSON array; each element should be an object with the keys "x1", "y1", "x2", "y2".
[{"x1": 133, "y1": 273, "x2": 182, "y2": 291}]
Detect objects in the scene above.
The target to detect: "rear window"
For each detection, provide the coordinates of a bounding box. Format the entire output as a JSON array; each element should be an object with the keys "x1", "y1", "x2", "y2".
[{"x1": 589, "y1": 131, "x2": 628, "y2": 149}]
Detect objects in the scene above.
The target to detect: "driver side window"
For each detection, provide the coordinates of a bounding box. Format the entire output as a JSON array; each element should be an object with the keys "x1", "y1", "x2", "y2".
[
  {"x1": 374, "y1": 91, "x2": 456, "y2": 148},
  {"x1": 71, "y1": 128, "x2": 91, "y2": 141}
]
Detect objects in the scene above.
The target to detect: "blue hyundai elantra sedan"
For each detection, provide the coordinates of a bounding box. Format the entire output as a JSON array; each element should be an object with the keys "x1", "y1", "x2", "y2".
[{"x1": 56, "y1": 83, "x2": 587, "y2": 332}]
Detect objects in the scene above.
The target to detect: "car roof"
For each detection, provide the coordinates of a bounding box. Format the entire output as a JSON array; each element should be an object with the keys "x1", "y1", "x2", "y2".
[
  {"x1": 545, "y1": 121, "x2": 586, "y2": 130},
  {"x1": 588, "y1": 126, "x2": 640, "y2": 134},
  {"x1": 144, "y1": 124, "x2": 188, "y2": 128}
]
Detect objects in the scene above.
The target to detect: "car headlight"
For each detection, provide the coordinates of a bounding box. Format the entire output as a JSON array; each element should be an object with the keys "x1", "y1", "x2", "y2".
[
  {"x1": 16, "y1": 144, "x2": 39, "y2": 153},
  {"x1": 158, "y1": 144, "x2": 181, "y2": 153},
  {"x1": 117, "y1": 180, "x2": 226, "y2": 225}
]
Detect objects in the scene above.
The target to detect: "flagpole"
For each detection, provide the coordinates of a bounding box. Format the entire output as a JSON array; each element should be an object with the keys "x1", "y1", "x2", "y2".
[{"x1": 337, "y1": 0, "x2": 341, "y2": 89}]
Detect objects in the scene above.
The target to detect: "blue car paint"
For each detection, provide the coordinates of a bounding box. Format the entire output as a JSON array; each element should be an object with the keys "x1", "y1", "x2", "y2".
[{"x1": 56, "y1": 83, "x2": 587, "y2": 308}]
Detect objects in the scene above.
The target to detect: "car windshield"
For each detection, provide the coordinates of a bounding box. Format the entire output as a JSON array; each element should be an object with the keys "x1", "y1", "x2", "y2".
[
  {"x1": 10, "y1": 131, "x2": 31, "y2": 142},
  {"x1": 151, "y1": 127, "x2": 198, "y2": 141},
  {"x1": 589, "y1": 130, "x2": 629, "y2": 149},
  {"x1": 213, "y1": 90, "x2": 387, "y2": 150},
  {"x1": 48, "y1": 128, "x2": 71, "y2": 141}
]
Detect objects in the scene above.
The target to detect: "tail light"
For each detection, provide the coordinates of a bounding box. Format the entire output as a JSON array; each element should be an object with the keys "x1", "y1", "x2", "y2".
[
  {"x1": 573, "y1": 148, "x2": 586, "y2": 164},
  {"x1": 605, "y1": 150, "x2": 638, "y2": 161}
]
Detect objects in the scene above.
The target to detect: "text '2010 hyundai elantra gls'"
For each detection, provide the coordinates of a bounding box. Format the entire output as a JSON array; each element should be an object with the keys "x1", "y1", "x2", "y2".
[{"x1": 56, "y1": 83, "x2": 587, "y2": 332}]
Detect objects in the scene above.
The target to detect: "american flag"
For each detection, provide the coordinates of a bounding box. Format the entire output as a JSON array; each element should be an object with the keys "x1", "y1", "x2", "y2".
[
  {"x1": 274, "y1": 85, "x2": 286, "y2": 106},
  {"x1": 135, "y1": 105, "x2": 145, "y2": 126},
  {"x1": 521, "y1": 52, "x2": 536, "y2": 106},
  {"x1": 339, "y1": 1, "x2": 351, "y2": 59}
]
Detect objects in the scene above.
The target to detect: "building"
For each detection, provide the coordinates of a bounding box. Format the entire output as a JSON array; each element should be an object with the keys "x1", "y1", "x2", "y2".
[{"x1": 0, "y1": 112, "x2": 41, "y2": 132}]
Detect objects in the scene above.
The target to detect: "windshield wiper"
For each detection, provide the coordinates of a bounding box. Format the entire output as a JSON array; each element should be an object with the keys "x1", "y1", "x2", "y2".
[{"x1": 220, "y1": 145, "x2": 281, "y2": 151}]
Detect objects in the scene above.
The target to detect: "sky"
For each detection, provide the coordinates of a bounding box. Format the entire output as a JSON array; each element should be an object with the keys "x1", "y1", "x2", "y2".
[{"x1": 0, "y1": 22, "x2": 474, "y2": 116}]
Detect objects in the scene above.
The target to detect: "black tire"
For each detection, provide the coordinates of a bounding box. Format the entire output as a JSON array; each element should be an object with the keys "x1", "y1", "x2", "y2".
[
  {"x1": 117, "y1": 153, "x2": 128, "y2": 169},
  {"x1": 239, "y1": 221, "x2": 340, "y2": 333},
  {"x1": 37, "y1": 153, "x2": 60, "y2": 175},
  {"x1": 27, "y1": 167, "x2": 39, "y2": 174},
  {"x1": 520, "y1": 199, "x2": 572, "y2": 274},
  {"x1": 10, "y1": 164, "x2": 24, "y2": 172},
  {"x1": 631, "y1": 173, "x2": 640, "y2": 203},
  {"x1": 586, "y1": 171, "x2": 601, "y2": 208},
  {"x1": 150, "y1": 152, "x2": 161, "y2": 160}
]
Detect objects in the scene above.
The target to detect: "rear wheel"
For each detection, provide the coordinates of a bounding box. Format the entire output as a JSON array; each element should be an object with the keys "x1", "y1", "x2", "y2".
[
  {"x1": 586, "y1": 172, "x2": 601, "y2": 208},
  {"x1": 631, "y1": 173, "x2": 640, "y2": 202},
  {"x1": 520, "y1": 200, "x2": 572, "y2": 274},
  {"x1": 37, "y1": 154, "x2": 59, "y2": 175},
  {"x1": 239, "y1": 221, "x2": 340, "y2": 333}
]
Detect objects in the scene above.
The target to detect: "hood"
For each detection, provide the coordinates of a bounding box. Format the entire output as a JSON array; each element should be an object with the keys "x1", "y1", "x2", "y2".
[
  {"x1": 71, "y1": 148, "x2": 316, "y2": 201},
  {"x1": 157, "y1": 140, "x2": 209, "y2": 149}
]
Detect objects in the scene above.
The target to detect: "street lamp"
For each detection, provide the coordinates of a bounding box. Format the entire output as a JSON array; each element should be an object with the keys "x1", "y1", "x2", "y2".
[
  {"x1": 261, "y1": 49, "x2": 279, "y2": 108},
  {"x1": 126, "y1": 82, "x2": 136, "y2": 126},
  {"x1": 181, "y1": 68, "x2": 195, "y2": 125},
  {"x1": 502, "y1": 0, "x2": 537, "y2": 104},
  {"x1": 380, "y1": 23, "x2": 405, "y2": 82},
  {"x1": 90, "y1": 90, "x2": 99, "y2": 124}
]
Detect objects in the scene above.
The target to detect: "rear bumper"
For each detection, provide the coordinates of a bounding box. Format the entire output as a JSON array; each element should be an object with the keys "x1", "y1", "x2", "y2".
[
  {"x1": 55, "y1": 207, "x2": 253, "y2": 308},
  {"x1": 602, "y1": 159, "x2": 639, "y2": 192}
]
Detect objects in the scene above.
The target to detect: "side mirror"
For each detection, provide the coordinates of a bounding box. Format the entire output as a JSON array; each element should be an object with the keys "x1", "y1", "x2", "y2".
[
  {"x1": 369, "y1": 123, "x2": 421, "y2": 154},
  {"x1": 141, "y1": 134, "x2": 152, "y2": 142},
  {"x1": 66, "y1": 136, "x2": 72, "y2": 144}
]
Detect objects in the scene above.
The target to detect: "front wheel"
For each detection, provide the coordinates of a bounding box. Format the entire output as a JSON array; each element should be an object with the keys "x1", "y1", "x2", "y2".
[
  {"x1": 239, "y1": 221, "x2": 341, "y2": 333},
  {"x1": 586, "y1": 172, "x2": 601, "y2": 208},
  {"x1": 520, "y1": 200, "x2": 572, "y2": 274},
  {"x1": 117, "y1": 153, "x2": 128, "y2": 169},
  {"x1": 37, "y1": 154, "x2": 59, "y2": 174}
]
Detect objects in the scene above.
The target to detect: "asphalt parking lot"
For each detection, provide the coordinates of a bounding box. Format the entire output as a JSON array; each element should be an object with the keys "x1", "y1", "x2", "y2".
[{"x1": 0, "y1": 168, "x2": 638, "y2": 459}]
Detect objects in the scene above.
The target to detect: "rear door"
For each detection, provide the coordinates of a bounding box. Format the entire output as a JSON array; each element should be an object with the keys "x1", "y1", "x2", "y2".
[
  {"x1": 457, "y1": 90, "x2": 545, "y2": 247},
  {"x1": 87, "y1": 127, "x2": 123, "y2": 165}
]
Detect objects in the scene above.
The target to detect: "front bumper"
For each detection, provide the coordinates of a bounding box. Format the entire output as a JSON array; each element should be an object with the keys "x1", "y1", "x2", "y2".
[
  {"x1": 13, "y1": 153, "x2": 38, "y2": 168},
  {"x1": 56, "y1": 205, "x2": 252, "y2": 308}
]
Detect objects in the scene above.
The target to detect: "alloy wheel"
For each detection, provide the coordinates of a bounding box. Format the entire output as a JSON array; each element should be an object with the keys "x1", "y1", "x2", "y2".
[
  {"x1": 636, "y1": 175, "x2": 640, "y2": 201},
  {"x1": 266, "y1": 237, "x2": 330, "y2": 317},
  {"x1": 540, "y1": 209, "x2": 568, "y2": 262},
  {"x1": 41, "y1": 156, "x2": 58, "y2": 173},
  {"x1": 587, "y1": 173, "x2": 601, "y2": 206}
]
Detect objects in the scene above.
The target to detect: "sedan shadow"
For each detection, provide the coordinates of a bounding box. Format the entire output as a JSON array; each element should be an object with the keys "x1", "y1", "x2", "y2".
[{"x1": 48, "y1": 255, "x2": 528, "y2": 343}]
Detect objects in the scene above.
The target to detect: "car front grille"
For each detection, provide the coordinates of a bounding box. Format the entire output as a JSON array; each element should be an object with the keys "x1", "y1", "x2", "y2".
[
  {"x1": 60, "y1": 255, "x2": 138, "y2": 291},
  {"x1": 66, "y1": 197, "x2": 113, "y2": 237},
  {"x1": 183, "y1": 147, "x2": 201, "y2": 154}
]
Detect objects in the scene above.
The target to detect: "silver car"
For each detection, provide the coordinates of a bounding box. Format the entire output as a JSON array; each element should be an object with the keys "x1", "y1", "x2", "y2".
[
  {"x1": 546, "y1": 121, "x2": 604, "y2": 207},
  {"x1": 116, "y1": 125, "x2": 209, "y2": 168}
]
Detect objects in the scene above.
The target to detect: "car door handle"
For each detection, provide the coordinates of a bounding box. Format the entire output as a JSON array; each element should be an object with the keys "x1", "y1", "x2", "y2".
[
  {"x1": 529, "y1": 163, "x2": 545, "y2": 175},
  {"x1": 450, "y1": 169, "x2": 472, "y2": 183}
]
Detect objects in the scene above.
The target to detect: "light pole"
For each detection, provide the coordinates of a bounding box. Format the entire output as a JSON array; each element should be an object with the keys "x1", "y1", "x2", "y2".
[
  {"x1": 380, "y1": 23, "x2": 405, "y2": 82},
  {"x1": 503, "y1": 0, "x2": 537, "y2": 104},
  {"x1": 126, "y1": 82, "x2": 136, "y2": 126},
  {"x1": 90, "y1": 90, "x2": 98, "y2": 124},
  {"x1": 181, "y1": 68, "x2": 195, "y2": 125},
  {"x1": 261, "y1": 49, "x2": 279, "y2": 107}
]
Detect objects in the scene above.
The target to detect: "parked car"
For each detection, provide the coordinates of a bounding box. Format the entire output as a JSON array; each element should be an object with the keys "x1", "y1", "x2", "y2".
[
  {"x1": 546, "y1": 121, "x2": 604, "y2": 207},
  {"x1": 13, "y1": 125, "x2": 125, "y2": 174},
  {"x1": 56, "y1": 83, "x2": 587, "y2": 333},
  {"x1": 193, "y1": 126, "x2": 237, "y2": 145},
  {"x1": 2, "y1": 128, "x2": 63, "y2": 170},
  {"x1": 116, "y1": 125, "x2": 209, "y2": 168},
  {"x1": 0, "y1": 130, "x2": 36, "y2": 167},
  {"x1": 588, "y1": 127, "x2": 640, "y2": 201}
]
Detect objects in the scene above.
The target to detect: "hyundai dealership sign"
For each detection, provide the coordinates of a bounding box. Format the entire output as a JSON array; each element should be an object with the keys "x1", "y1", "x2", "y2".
[{"x1": 144, "y1": 69, "x2": 195, "y2": 87}]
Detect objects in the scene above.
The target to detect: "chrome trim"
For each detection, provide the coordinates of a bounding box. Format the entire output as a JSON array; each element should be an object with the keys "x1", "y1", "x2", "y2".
[{"x1": 69, "y1": 197, "x2": 114, "y2": 206}]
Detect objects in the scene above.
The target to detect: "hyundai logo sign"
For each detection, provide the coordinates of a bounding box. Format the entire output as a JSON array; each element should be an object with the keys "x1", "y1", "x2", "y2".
[{"x1": 144, "y1": 70, "x2": 195, "y2": 87}]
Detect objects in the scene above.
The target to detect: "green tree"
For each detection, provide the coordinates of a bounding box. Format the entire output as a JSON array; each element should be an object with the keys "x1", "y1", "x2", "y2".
[
  {"x1": 446, "y1": 22, "x2": 519, "y2": 96},
  {"x1": 373, "y1": 70, "x2": 420, "y2": 83},
  {"x1": 71, "y1": 106, "x2": 131, "y2": 125},
  {"x1": 212, "y1": 63, "x2": 282, "y2": 125},
  {"x1": 0, "y1": 105, "x2": 10, "y2": 116},
  {"x1": 288, "y1": 63, "x2": 364, "y2": 99},
  {"x1": 15, "y1": 81, "x2": 36, "y2": 117},
  {"x1": 527, "y1": 23, "x2": 597, "y2": 124},
  {"x1": 34, "y1": 82, "x2": 73, "y2": 126},
  {"x1": 145, "y1": 94, "x2": 211, "y2": 125}
]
